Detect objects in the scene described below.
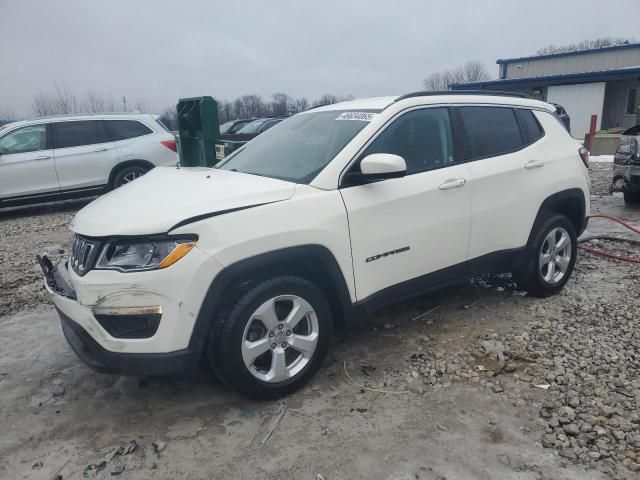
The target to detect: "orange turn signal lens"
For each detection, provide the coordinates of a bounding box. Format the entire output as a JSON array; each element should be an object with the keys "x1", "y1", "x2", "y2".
[{"x1": 158, "y1": 242, "x2": 196, "y2": 269}]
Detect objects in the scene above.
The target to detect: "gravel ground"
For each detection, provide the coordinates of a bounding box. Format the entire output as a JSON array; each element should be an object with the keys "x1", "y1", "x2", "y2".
[
  {"x1": 590, "y1": 162, "x2": 614, "y2": 196},
  {"x1": 1, "y1": 166, "x2": 639, "y2": 479},
  {"x1": 0, "y1": 198, "x2": 91, "y2": 316}
]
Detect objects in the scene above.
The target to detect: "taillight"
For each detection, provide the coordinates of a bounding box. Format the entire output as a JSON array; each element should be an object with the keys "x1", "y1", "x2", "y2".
[
  {"x1": 161, "y1": 140, "x2": 177, "y2": 152},
  {"x1": 578, "y1": 147, "x2": 589, "y2": 168}
]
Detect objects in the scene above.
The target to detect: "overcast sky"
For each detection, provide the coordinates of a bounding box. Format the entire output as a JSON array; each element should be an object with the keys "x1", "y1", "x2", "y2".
[{"x1": 1, "y1": 0, "x2": 639, "y2": 117}]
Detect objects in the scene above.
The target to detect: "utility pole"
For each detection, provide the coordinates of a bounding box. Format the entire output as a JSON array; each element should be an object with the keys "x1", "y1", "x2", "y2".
[{"x1": 122, "y1": 96, "x2": 127, "y2": 112}]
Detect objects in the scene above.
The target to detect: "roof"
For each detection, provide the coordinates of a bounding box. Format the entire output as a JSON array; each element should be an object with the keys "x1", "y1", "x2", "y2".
[
  {"x1": 451, "y1": 66, "x2": 640, "y2": 89},
  {"x1": 0, "y1": 112, "x2": 154, "y2": 131},
  {"x1": 305, "y1": 96, "x2": 397, "y2": 112},
  {"x1": 496, "y1": 42, "x2": 640, "y2": 64},
  {"x1": 304, "y1": 94, "x2": 554, "y2": 114}
]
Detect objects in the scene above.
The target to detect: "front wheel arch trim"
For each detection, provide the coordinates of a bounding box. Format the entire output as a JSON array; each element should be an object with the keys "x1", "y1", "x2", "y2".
[{"x1": 187, "y1": 245, "x2": 354, "y2": 361}]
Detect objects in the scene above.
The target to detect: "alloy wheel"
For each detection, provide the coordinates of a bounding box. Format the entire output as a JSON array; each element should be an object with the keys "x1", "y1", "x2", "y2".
[
  {"x1": 539, "y1": 226, "x2": 572, "y2": 285},
  {"x1": 122, "y1": 169, "x2": 144, "y2": 184},
  {"x1": 241, "y1": 295, "x2": 319, "y2": 383}
]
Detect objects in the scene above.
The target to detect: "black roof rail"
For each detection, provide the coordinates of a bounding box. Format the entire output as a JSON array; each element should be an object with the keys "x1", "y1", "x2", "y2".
[{"x1": 395, "y1": 90, "x2": 529, "y2": 102}]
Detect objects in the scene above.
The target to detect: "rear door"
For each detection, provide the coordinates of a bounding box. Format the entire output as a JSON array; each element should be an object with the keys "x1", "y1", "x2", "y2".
[
  {"x1": 458, "y1": 106, "x2": 546, "y2": 261},
  {"x1": 0, "y1": 122, "x2": 59, "y2": 198},
  {"x1": 52, "y1": 120, "x2": 118, "y2": 189},
  {"x1": 340, "y1": 107, "x2": 472, "y2": 301},
  {"x1": 105, "y1": 119, "x2": 160, "y2": 164}
]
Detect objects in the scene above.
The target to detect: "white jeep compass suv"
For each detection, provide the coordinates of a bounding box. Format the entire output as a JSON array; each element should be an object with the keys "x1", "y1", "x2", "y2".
[
  {"x1": 0, "y1": 113, "x2": 177, "y2": 207},
  {"x1": 39, "y1": 92, "x2": 590, "y2": 399}
]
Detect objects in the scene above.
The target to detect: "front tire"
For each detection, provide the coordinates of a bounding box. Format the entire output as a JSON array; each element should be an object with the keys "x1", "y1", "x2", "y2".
[
  {"x1": 207, "y1": 276, "x2": 333, "y2": 399},
  {"x1": 513, "y1": 214, "x2": 577, "y2": 297}
]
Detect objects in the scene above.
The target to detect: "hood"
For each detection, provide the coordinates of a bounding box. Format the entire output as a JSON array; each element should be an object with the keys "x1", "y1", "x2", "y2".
[{"x1": 71, "y1": 167, "x2": 295, "y2": 237}]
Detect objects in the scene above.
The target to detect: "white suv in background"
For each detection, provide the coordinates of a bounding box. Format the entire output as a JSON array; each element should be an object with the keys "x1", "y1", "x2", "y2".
[
  {"x1": 0, "y1": 113, "x2": 177, "y2": 207},
  {"x1": 39, "y1": 93, "x2": 590, "y2": 399}
]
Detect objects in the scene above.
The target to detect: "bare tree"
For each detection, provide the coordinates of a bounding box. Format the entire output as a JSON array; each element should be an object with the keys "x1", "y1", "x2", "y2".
[
  {"x1": 423, "y1": 60, "x2": 491, "y2": 90},
  {"x1": 0, "y1": 107, "x2": 18, "y2": 125},
  {"x1": 133, "y1": 100, "x2": 149, "y2": 113},
  {"x1": 233, "y1": 98, "x2": 246, "y2": 119},
  {"x1": 270, "y1": 92, "x2": 292, "y2": 116},
  {"x1": 240, "y1": 94, "x2": 266, "y2": 118},
  {"x1": 463, "y1": 61, "x2": 491, "y2": 83},
  {"x1": 293, "y1": 97, "x2": 309, "y2": 113},
  {"x1": 32, "y1": 82, "x2": 78, "y2": 116},
  {"x1": 536, "y1": 37, "x2": 634, "y2": 56},
  {"x1": 83, "y1": 90, "x2": 107, "y2": 113}
]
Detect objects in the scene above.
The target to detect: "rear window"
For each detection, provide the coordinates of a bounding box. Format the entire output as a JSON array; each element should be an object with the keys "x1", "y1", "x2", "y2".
[
  {"x1": 106, "y1": 120, "x2": 153, "y2": 141},
  {"x1": 515, "y1": 109, "x2": 544, "y2": 143},
  {"x1": 459, "y1": 106, "x2": 524, "y2": 160},
  {"x1": 53, "y1": 120, "x2": 111, "y2": 149}
]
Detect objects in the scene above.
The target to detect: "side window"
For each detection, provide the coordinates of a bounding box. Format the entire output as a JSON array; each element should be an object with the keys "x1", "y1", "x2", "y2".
[
  {"x1": 53, "y1": 121, "x2": 110, "y2": 149},
  {"x1": 515, "y1": 109, "x2": 544, "y2": 143},
  {"x1": 459, "y1": 106, "x2": 524, "y2": 160},
  {"x1": 106, "y1": 120, "x2": 153, "y2": 141},
  {"x1": 0, "y1": 124, "x2": 47, "y2": 154},
  {"x1": 259, "y1": 120, "x2": 281, "y2": 133},
  {"x1": 628, "y1": 89, "x2": 638, "y2": 115},
  {"x1": 361, "y1": 108, "x2": 454, "y2": 175}
]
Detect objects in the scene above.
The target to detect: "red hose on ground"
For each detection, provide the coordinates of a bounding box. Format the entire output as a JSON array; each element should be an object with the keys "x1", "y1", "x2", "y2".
[
  {"x1": 587, "y1": 214, "x2": 640, "y2": 235},
  {"x1": 579, "y1": 214, "x2": 640, "y2": 264}
]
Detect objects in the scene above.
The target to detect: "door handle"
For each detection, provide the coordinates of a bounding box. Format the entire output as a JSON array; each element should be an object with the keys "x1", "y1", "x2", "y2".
[
  {"x1": 34, "y1": 155, "x2": 50, "y2": 160},
  {"x1": 525, "y1": 159, "x2": 545, "y2": 169},
  {"x1": 94, "y1": 147, "x2": 109, "y2": 152},
  {"x1": 438, "y1": 178, "x2": 466, "y2": 190}
]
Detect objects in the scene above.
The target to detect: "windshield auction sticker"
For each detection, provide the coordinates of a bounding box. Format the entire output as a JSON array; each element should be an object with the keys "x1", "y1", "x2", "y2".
[{"x1": 335, "y1": 112, "x2": 377, "y2": 121}]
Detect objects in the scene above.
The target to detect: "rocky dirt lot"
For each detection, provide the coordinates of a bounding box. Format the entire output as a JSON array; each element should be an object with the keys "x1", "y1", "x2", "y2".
[{"x1": 1, "y1": 164, "x2": 639, "y2": 480}]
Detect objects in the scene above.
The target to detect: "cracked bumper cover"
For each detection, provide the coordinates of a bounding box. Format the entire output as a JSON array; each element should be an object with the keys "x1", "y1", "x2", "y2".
[
  {"x1": 37, "y1": 248, "x2": 221, "y2": 376},
  {"x1": 58, "y1": 307, "x2": 195, "y2": 376}
]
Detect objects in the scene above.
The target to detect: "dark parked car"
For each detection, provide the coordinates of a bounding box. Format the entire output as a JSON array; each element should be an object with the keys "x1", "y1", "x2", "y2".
[
  {"x1": 219, "y1": 119, "x2": 253, "y2": 135},
  {"x1": 215, "y1": 117, "x2": 285, "y2": 161},
  {"x1": 610, "y1": 124, "x2": 640, "y2": 204}
]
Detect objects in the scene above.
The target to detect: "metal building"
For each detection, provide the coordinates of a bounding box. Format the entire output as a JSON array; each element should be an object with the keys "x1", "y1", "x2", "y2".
[{"x1": 451, "y1": 43, "x2": 640, "y2": 139}]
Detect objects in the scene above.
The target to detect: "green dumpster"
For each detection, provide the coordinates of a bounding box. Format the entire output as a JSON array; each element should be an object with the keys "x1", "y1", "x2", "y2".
[{"x1": 176, "y1": 96, "x2": 220, "y2": 167}]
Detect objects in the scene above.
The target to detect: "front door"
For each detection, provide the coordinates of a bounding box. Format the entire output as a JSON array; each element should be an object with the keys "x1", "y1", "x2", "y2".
[
  {"x1": 340, "y1": 107, "x2": 472, "y2": 301},
  {"x1": 0, "y1": 122, "x2": 59, "y2": 199}
]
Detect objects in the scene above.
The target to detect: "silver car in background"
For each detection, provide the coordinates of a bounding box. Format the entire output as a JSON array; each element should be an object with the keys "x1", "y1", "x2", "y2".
[{"x1": 0, "y1": 113, "x2": 178, "y2": 207}]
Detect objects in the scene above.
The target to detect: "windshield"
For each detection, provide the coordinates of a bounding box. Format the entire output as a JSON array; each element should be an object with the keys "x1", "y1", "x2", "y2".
[
  {"x1": 217, "y1": 110, "x2": 379, "y2": 183},
  {"x1": 219, "y1": 122, "x2": 234, "y2": 134},
  {"x1": 221, "y1": 120, "x2": 252, "y2": 135},
  {"x1": 236, "y1": 119, "x2": 273, "y2": 135}
]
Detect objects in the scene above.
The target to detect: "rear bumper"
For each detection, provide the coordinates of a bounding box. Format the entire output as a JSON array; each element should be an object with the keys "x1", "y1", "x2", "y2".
[{"x1": 58, "y1": 308, "x2": 196, "y2": 376}]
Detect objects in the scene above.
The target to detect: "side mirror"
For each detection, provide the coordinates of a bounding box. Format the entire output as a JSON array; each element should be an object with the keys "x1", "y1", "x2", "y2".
[{"x1": 345, "y1": 153, "x2": 406, "y2": 185}]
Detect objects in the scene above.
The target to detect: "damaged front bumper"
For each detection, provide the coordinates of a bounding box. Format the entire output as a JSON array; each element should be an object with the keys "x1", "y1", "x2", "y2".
[
  {"x1": 610, "y1": 165, "x2": 640, "y2": 193},
  {"x1": 610, "y1": 136, "x2": 640, "y2": 193},
  {"x1": 37, "y1": 248, "x2": 218, "y2": 376}
]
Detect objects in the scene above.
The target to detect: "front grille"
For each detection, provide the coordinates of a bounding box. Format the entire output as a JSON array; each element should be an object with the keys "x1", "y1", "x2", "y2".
[{"x1": 70, "y1": 235, "x2": 101, "y2": 276}]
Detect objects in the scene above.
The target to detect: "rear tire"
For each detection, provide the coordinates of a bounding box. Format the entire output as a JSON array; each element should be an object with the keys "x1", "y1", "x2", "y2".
[
  {"x1": 207, "y1": 276, "x2": 333, "y2": 400},
  {"x1": 513, "y1": 214, "x2": 577, "y2": 297},
  {"x1": 623, "y1": 191, "x2": 640, "y2": 204},
  {"x1": 112, "y1": 165, "x2": 150, "y2": 189}
]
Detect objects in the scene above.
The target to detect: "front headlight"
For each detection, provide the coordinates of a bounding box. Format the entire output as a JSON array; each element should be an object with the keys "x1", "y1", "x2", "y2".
[{"x1": 96, "y1": 237, "x2": 196, "y2": 272}]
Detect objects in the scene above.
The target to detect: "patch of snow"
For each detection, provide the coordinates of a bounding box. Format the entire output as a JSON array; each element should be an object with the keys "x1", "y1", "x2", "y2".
[{"x1": 590, "y1": 155, "x2": 613, "y2": 163}]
